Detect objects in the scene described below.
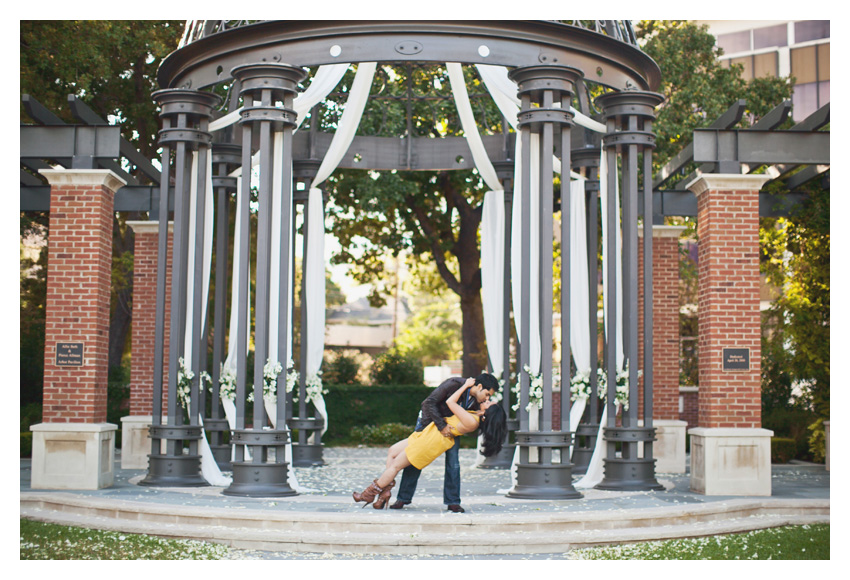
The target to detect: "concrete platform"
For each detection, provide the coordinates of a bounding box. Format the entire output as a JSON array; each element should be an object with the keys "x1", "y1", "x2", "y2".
[{"x1": 20, "y1": 447, "x2": 830, "y2": 557}]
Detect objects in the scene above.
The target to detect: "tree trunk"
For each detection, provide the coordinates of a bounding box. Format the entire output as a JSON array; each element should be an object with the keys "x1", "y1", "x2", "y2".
[{"x1": 459, "y1": 289, "x2": 487, "y2": 376}]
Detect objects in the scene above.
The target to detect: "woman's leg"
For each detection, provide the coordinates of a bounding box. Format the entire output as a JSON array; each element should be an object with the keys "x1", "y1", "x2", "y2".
[
  {"x1": 376, "y1": 443, "x2": 412, "y2": 488},
  {"x1": 386, "y1": 438, "x2": 409, "y2": 469}
]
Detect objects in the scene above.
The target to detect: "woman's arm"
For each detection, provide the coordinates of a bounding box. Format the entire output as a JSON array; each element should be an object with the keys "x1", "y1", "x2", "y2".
[{"x1": 446, "y1": 378, "x2": 479, "y2": 433}]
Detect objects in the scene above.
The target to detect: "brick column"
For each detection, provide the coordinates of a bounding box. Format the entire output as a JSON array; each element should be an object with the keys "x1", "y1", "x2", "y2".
[
  {"x1": 638, "y1": 225, "x2": 688, "y2": 473},
  {"x1": 686, "y1": 174, "x2": 772, "y2": 495},
  {"x1": 121, "y1": 220, "x2": 172, "y2": 468},
  {"x1": 31, "y1": 169, "x2": 125, "y2": 490}
]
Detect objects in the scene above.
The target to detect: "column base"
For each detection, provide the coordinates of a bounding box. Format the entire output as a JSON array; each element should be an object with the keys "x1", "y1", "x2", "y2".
[
  {"x1": 139, "y1": 454, "x2": 209, "y2": 487},
  {"x1": 476, "y1": 443, "x2": 516, "y2": 469},
  {"x1": 506, "y1": 463, "x2": 583, "y2": 499},
  {"x1": 120, "y1": 415, "x2": 156, "y2": 469},
  {"x1": 30, "y1": 422, "x2": 117, "y2": 490},
  {"x1": 223, "y1": 462, "x2": 299, "y2": 497},
  {"x1": 689, "y1": 427, "x2": 774, "y2": 496}
]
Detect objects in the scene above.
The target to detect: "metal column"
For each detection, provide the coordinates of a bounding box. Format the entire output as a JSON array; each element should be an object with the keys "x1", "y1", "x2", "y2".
[
  {"x1": 223, "y1": 62, "x2": 306, "y2": 497},
  {"x1": 595, "y1": 90, "x2": 665, "y2": 491},
  {"x1": 506, "y1": 64, "x2": 583, "y2": 499},
  {"x1": 141, "y1": 88, "x2": 220, "y2": 487}
]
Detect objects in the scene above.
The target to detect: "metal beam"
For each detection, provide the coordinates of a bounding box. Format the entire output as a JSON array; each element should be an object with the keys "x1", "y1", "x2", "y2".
[
  {"x1": 693, "y1": 129, "x2": 829, "y2": 166},
  {"x1": 22, "y1": 94, "x2": 65, "y2": 125},
  {"x1": 784, "y1": 164, "x2": 830, "y2": 190},
  {"x1": 750, "y1": 100, "x2": 792, "y2": 131},
  {"x1": 20, "y1": 125, "x2": 121, "y2": 164},
  {"x1": 653, "y1": 99, "x2": 746, "y2": 189},
  {"x1": 21, "y1": 184, "x2": 175, "y2": 213},
  {"x1": 652, "y1": 189, "x2": 813, "y2": 218}
]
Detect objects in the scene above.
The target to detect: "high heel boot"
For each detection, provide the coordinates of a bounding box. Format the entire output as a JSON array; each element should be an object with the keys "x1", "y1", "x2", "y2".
[
  {"x1": 352, "y1": 480, "x2": 383, "y2": 507},
  {"x1": 373, "y1": 479, "x2": 396, "y2": 509}
]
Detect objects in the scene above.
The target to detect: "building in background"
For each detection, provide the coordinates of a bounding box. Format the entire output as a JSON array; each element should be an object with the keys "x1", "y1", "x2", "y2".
[{"x1": 696, "y1": 20, "x2": 829, "y2": 121}]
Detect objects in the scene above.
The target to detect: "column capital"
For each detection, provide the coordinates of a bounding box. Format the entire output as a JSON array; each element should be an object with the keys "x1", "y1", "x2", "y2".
[
  {"x1": 126, "y1": 220, "x2": 174, "y2": 235},
  {"x1": 685, "y1": 173, "x2": 771, "y2": 197},
  {"x1": 38, "y1": 168, "x2": 126, "y2": 193},
  {"x1": 638, "y1": 224, "x2": 687, "y2": 238}
]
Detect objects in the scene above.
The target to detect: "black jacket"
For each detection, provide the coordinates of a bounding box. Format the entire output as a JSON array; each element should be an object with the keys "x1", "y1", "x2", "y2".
[{"x1": 419, "y1": 376, "x2": 480, "y2": 432}]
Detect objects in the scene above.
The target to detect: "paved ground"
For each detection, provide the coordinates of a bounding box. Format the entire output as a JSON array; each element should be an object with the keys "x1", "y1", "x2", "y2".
[{"x1": 20, "y1": 447, "x2": 830, "y2": 560}]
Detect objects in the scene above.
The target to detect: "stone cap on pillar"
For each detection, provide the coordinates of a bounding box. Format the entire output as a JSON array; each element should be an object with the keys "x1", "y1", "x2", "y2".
[
  {"x1": 38, "y1": 168, "x2": 127, "y2": 193},
  {"x1": 126, "y1": 220, "x2": 174, "y2": 235},
  {"x1": 637, "y1": 224, "x2": 687, "y2": 238},
  {"x1": 688, "y1": 427, "x2": 774, "y2": 437},
  {"x1": 685, "y1": 174, "x2": 772, "y2": 196}
]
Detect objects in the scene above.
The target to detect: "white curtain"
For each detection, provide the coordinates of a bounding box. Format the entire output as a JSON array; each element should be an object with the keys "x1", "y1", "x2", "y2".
[
  {"x1": 575, "y1": 149, "x2": 624, "y2": 489},
  {"x1": 568, "y1": 179, "x2": 590, "y2": 457}
]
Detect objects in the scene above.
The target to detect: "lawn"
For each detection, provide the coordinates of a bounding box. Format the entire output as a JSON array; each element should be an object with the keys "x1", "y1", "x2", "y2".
[{"x1": 21, "y1": 519, "x2": 828, "y2": 560}]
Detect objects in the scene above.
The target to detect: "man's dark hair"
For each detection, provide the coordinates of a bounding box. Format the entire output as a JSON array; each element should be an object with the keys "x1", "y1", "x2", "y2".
[{"x1": 475, "y1": 372, "x2": 499, "y2": 393}]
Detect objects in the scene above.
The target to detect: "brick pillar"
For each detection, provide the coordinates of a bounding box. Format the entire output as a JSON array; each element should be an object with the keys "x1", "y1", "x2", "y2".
[
  {"x1": 31, "y1": 169, "x2": 125, "y2": 490},
  {"x1": 121, "y1": 220, "x2": 172, "y2": 468},
  {"x1": 686, "y1": 174, "x2": 772, "y2": 495},
  {"x1": 638, "y1": 225, "x2": 688, "y2": 473}
]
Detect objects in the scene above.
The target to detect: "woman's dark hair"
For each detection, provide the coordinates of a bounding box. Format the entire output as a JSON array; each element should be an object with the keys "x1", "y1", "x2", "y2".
[{"x1": 479, "y1": 404, "x2": 507, "y2": 457}]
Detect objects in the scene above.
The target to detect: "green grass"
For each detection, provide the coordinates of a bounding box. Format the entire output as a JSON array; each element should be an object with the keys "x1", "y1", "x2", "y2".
[
  {"x1": 20, "y1": 519, "x2": 229, "y2": 560},
  {"x1": 569, "y1": 524, "x2": 829, "y2": 560},
  {"x1": 21, "y1": 519, "x2": 829, "y2": 560}
]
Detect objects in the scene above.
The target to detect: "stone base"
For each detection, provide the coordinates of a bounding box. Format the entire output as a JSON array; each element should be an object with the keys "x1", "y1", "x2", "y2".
[
  {"x1": 653, "y1": 420, "x2": 688, "y2": 474},
  {"x1": 688, "y1": 427, "x2": 773, "y2": 496},
  {"x1": 31, "y1": 422, "x2": 117, "y2": 490},
  {"x1": 120, "y1": 415, "x2": 157, "y2": 469}
]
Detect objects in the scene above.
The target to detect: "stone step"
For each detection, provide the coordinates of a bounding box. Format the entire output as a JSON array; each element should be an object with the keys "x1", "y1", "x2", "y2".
[{"x1": 20, "y1": 493, "x2": 829, "y2": 555}]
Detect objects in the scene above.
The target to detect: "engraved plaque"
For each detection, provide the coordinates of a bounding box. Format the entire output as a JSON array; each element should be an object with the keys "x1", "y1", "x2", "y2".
[
  {"x1": 722, "y1": 348, "x2": 750, "y2": 371},
  {"x1": 56, "y1": 342, "x2": 84, "y2": 366}
]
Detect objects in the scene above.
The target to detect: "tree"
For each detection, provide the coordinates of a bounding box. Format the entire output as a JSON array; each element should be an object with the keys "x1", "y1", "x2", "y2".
[
  {"x1": 325, "y1": 64, "x2": 501, "y2": 375},
  {"x1": 20, "y1": 21, "x2": 184, "y2": 387}
]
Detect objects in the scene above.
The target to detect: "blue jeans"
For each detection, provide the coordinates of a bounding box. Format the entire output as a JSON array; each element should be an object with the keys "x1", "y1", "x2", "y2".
[{"x1": 395, "y1": 416, "x2": 462, "y2": 505}]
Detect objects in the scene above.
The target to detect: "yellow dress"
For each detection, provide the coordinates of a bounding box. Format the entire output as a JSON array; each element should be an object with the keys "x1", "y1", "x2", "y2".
[{"x1": 404, "y1": 411, "x2": 480, "y2": 470}]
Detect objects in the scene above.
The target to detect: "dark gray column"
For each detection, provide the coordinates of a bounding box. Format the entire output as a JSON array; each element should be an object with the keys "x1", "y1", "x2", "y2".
[
  {"x1": 207, "y1": 143, "x2": 240, "y2": 470},
  {"x1": 594, "y1": 90, "x2": 665, "y2": 491},
  {"x1": 289, "y1": 159, "x2": 326, "y2": 467},
  {"x1": 570, "y1": 146, "x2": 601, "y2": 475},
  {"x1": 224, "y1": 62, "x2": 306, "y2": 497},
  {"x1": 505, "y1": 64, "x2": 583, "y2": 499},
  {"x1": 141, "y1": 88, "x2": 220, "y2": 487}
]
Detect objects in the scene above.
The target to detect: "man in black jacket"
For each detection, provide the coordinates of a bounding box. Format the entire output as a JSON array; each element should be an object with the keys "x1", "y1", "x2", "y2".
[{"x1": 389, "y1": 372, "x2": 499, "y2": 513}]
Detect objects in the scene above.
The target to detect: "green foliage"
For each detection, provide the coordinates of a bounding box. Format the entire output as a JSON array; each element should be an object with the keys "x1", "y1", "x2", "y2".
[
  {"x1": 393, "y1": 292, "x2": 462, "y2": 366},
  {"x1": 322, "y1": 351, "x2": 362, "y2": 385},
  {"x1": 369, "y1": 349, "x2": 425, "y2": 385},
  {"x1": 770, "y1": 438, "x2": 796, "y2": 464},
  {"x1": 807, "y1": 418, "x2": 826, "y2": 463},
  {"x1": 570, "y1": 524, "x2": 829, "y2": 560},
  {"x1": 350, "y1": 423, "x2": 414, "y2": 445},
  {"x1": 322, "y1": 383, "x2": 432, "y2": 443},
  {"x1": 21, "y1": 433, "x2": 33, "y2": 458},
  {"x1": 637, "y1": 20, "x2": 793, "y2": 173},
  {"x1": 20, "y1": 519, "x2": 229, "y2": 560},
  {"x1": 762, "y1": 405, "x2": 816, "y2": 461}
]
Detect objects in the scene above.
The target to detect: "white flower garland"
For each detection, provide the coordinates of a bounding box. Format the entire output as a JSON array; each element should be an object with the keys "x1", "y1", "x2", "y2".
[
  {"x1": 176, "y1": 357, "x2": 193, "y2": 410},
  {"x1": 304, "y1": 370, "x2": 328, "y2": 404},
  {"x1": 219, "y1": 363, "x2": 236, "y2": 401}
]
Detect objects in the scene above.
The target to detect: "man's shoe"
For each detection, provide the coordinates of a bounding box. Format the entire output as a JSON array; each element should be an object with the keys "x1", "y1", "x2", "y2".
[
  {"x1": 389, "y1": 500, "x2": 410, "y2": 510},
  {"x1": 447, "y1": 504, "x2": 465, "y2": 513}
]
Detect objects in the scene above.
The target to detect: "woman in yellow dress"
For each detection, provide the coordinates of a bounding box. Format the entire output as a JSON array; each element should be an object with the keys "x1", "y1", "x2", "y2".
[{"x1": 353, "y1": 378, "x2": 507, "y2": 509}]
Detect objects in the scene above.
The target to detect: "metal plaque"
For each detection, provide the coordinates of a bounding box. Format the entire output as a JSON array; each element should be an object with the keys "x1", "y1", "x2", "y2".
[
  {"x1": 722, "y1": 348, "x2": 750, "y2": 371},
  {"x1": 56, "y1": 342, "x2": 84, "y2": 367}
]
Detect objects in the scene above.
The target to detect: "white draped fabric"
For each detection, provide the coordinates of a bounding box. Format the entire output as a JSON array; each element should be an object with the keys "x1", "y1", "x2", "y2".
[
  {"x1": 568, "y1": 179, "x2": 591, "y2": 458},
  {"x1": 575, "y1": 150, "x2": 624, "y2": 489}
]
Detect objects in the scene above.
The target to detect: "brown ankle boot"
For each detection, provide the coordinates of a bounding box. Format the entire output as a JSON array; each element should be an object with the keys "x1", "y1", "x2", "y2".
[
  {"x1": 352, "y1": 480, "x2": 383, "y2": 507},
  {"x1": 373, "y1": 479, "x2": 396, "y2": 509}
]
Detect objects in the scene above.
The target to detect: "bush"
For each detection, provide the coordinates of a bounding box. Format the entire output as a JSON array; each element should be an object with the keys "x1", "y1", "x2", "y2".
[
  {"x1": 350, "y1": 423, "x2": 414, "y2": 445},
  {"x1": 808, "y1": 418, "x2": 826, "y2": 463},
  {"x1": 771, "y1": 437, "x2": 796, "y2": 464},
  {"x1": 323, "y1": 351, "x2": 361, "y2": 385},
  {"x1": 322, "y1": 383, "x2": 433, "y2": 444},
  {"x1": 21, "y1": 432, "x2": 33, "y2": 458},
  {"x1": 370, "y1": 350, "x2": 424, "y2": 385},
  {"x1": 762, "y1": 405, "x2": 816, "y2": 461},
  {"x1": 20, "y1": 403, "x2": 42, "y2": 432}
]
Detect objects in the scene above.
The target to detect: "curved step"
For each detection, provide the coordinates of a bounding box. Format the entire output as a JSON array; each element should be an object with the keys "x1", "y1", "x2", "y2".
[{"x1": 20, "y1": 492, "x2": 829, "y2": 555}]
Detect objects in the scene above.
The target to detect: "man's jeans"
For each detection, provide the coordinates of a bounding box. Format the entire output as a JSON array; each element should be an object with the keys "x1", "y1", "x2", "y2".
[{"x1": 395, "y1": 416, "x2": 462, "y2": 506}]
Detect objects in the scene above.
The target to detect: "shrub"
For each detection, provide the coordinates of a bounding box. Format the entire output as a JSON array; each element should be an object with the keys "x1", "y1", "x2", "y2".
[
  {"x1": 370, "y1": 350, "x2": 424, "y2": 385},
  {"x1": 771, "y1": 437, "x2": 796, "y2": 464},
  {"x1": 350, "y1": 423, "x2": 414, "y2": 445},
  {"x1": 808, "y1": 418, "x2": 826, "y2": 463},
  {"x1": 20, "y1": 403, "x2": 42, "y2": 432},
  {"x1": 21, "y1": 432, "x2": 33, "y2": 458},
  {"x1": 323, "y1": 351, "x2": 361, "y2": 385}
]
